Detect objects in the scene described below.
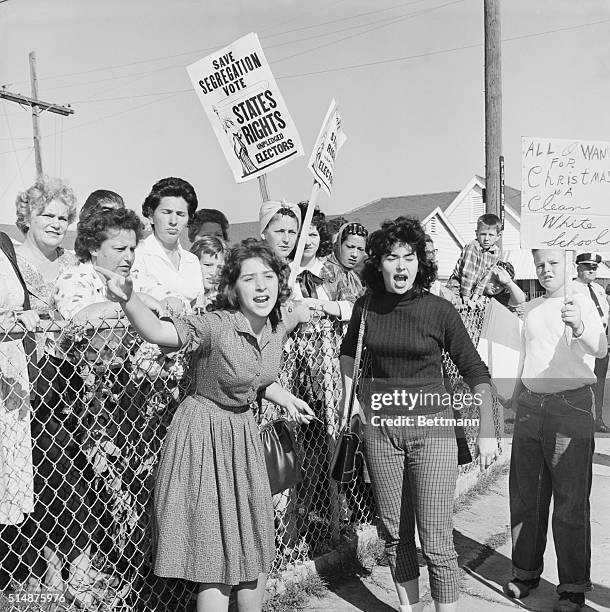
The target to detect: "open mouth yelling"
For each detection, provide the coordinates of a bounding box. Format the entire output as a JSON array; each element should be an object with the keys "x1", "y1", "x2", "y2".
[{"x1": 393, "y1": 274, "x2": 408, "y2": 287}]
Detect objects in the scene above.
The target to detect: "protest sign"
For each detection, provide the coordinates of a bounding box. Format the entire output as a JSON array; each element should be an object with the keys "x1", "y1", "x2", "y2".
[
  {"x1": 307, "y1": 99, "x2": 347, "y2": 197},
  {"x1": 288, "y1": 100, "x2": 347, "y2": 287},
  {"x1": 521, "y1": 137, "x2": 610, "y2": 250},
  {"x1": 187, "y1": 33, "x2": 304, "y2": 184}
]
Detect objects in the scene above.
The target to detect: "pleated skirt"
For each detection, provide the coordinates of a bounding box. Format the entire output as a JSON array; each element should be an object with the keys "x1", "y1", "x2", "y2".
[{"x1": 153, "y1": 395, "x2": 275, "y2": 585}]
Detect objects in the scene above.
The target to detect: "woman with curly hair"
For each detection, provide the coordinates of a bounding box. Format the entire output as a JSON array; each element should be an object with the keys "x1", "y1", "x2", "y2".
[
  {"x1": 340, "y1": 216, "x2": 498, "y2": 612},
  {"x1": 14, "y1": 176, "x2": 79, "y2": 312},
  {"x1": 54, "y1": 208, "x2": 181, "y2": 322},
  {"x1": 97, "y1": 239, "x2": 314, "y2": 612},
  {"x1": 49, "y1": 208, "x2": 182, "y2": 605},
  {"x1": 133, "y1": 177, "x2": 203, "y2": 308}
]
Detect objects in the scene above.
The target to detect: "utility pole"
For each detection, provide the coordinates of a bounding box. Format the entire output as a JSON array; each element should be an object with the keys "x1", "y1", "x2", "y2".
[
  {"x1": 29, "y1": 52, "x2": 43, "y2": 176},
  {"x1": 0, "y1": 51, "x2": 74, "y2": 177},
  {"x1": 484, "y1": 0, "x2": 502, "y2": 222}
]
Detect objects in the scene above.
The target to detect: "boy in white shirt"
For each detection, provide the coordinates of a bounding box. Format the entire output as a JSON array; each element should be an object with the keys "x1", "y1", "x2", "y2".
[{"x1": 505, "y1": 249, "x2": 607, "y2": 612}]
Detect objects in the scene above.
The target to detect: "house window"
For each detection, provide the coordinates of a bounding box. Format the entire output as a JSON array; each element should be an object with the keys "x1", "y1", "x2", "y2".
[{"x1": 428, "y1": 217, "x2": 438, "y2": 235}]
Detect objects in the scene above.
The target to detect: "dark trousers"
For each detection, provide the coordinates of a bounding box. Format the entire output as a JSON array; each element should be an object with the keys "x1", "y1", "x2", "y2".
[
  {"x1": 594, "y1": 352, "x2": 609, "y2": 422},
  {"x1": 509, "y1": 385, "x2": 594, "y2": 593}
]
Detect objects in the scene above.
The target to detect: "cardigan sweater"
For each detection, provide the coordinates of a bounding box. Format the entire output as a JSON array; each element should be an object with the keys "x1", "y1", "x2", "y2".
[{"x1": 340, "y1": 289, "x2": 491, "y2": 415}]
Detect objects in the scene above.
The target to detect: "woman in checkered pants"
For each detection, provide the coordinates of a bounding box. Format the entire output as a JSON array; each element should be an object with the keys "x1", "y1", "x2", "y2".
[{"x1": 340, "y1": 216, "x2": 498, "y2": 612}]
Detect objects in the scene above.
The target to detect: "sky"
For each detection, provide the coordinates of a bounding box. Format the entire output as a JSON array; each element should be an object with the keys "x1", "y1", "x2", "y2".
[{"x1": 1, "y1": 0, "x2": 609, "y2": 228}]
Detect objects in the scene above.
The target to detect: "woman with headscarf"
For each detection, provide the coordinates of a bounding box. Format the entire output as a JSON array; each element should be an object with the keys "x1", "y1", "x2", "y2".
[
  {"x1": 259, "y1": 200, "x2": 301, "y2": 262},
  {"x1": 321, "y1": 221, "x2": 368, "y2": 306}
]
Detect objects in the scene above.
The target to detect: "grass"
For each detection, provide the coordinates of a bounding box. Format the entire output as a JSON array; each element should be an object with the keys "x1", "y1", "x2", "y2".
[
  {"x1": 263, "y1": 572, "x2": 328, "y2": 612},
  {"x1": 453, "y1": 460, "x2": 510, "y2": 515}
]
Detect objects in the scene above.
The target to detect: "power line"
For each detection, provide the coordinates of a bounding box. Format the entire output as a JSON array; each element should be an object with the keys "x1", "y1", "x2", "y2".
[
  {"x1": 10, "y1": 1, "x2": 426, "y2": 87},
  {"x1": 1, "y1": 14, "x2": 609, "y2": 144},
  {"x1": 278, "y1": 16, "x2": 610, "y2": 78},
  {"x1": 273, "y1": 0, "x2": 465, "y2": 65},
  {"x1": 65, "y1": 15, "x2": 610, "y2": 103},
  {"x1": 41, "y1": 0, "x2": 441, "y2": 94}
]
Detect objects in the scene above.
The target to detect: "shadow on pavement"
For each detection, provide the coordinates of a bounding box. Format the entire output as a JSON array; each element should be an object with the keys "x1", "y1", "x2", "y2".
[
  {"x1": 316, "y1": 573, "x2": 397, "y2": 612},
  {"x1": 454, "y1": 529, "x2": 607, "y2": 611}
]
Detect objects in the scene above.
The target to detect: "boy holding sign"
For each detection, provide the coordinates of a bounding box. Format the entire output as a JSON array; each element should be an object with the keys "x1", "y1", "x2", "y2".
[{"x1": 505, "y1": 249, "x2": 607, "y2": 612}]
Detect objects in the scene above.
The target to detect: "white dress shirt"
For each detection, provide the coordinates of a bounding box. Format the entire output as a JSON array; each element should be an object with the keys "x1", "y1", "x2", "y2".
[{"x1": 132, "y1": 234, "x2": 204, "y2": 305}]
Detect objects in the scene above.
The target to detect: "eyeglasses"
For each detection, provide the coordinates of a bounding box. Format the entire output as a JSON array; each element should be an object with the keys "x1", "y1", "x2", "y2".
[{"x1": 580, "y1": 263, "x2": 598, "y2": 270}]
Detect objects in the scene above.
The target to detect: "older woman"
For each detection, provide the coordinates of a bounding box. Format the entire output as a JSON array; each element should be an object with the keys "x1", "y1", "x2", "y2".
[
  {"x1": 55, "y1": 208, "x2": 179, "y2": 322},
  {"x1": 51, "y1": 208, "x2": 183, "y2": 604},
  {"x1": 0, "y1": 232, "x2": 39, "y2": 591},
  {"x1": 340, "y1": 217, "x2": 498, "y2": 612},
  {"x1": 15, "y1": 177, "x2": 79, "y2": 312},
  {"x1": 132, "y1": 177, "x2": 203, "y2": 308},
  {"x1": 12, "y1": 177, "x2": 85, "y2": 593}
]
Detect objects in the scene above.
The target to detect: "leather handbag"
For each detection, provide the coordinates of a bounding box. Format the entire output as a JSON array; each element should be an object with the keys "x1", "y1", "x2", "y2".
[
  {"x1": 260, "y1": 418, "x2": 302, "y2": 495},
  {"x1": 330, "y1": 296, "x2": 370, "y2": 483}
]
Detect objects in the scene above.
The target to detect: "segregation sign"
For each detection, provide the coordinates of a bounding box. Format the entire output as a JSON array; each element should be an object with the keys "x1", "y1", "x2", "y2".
[
  {"x1": 521, "y1": 137, "x2": 610, "y2": 249},
  {"x1": 307, "y1": 99, "x2": 347, "y2": 196},
  {"x1": 187, "y1": 33, "x2": 304, "y2": 183}
]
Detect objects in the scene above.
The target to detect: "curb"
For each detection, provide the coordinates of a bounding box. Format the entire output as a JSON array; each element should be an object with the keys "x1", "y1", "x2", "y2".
[
  {"x1": 265, "y1": 524, "x2": 378, "y2": 598},
  {"x1": 267, "y1": 446, "x2": 513, "y2": 601}
]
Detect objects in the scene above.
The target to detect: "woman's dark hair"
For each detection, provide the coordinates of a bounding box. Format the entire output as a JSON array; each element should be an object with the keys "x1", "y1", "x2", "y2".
[
  {"x1": 80, "y1": 189, "x2": 125, "y2": 223},
  {"x1": 339, "y1": 222, "x2": 368, "y2": 243},
  {"x1": 74, "y1": 208, "x2": 144, "y2": 263},
  {"x1": 142, "y1": 177, "x2": 198, "y2": 225},
  {"x1": 188, "y1": 208, "x2": 230, "y2": 242},
  {"x1": 296, "y1": 201, "x2": 332, "y2": 258},
  {"x1": 361, "y1": 216, "x2": 436, "y2": 294},
  {"x1": 211, "y1": 239, "x2": 290, "y2": 331}
]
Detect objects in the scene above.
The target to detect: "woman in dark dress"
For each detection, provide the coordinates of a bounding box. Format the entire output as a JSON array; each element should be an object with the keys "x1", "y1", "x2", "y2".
[{"x1": 98, "y1": 239, "x2": 314, "y2": 612}]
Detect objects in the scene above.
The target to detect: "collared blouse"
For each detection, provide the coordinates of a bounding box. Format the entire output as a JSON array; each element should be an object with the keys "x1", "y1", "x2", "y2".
[
  {"x1": 172, "y1": 310, "x2": 287, "y2": 408},
  {"x1": 53, "y1": 261, "x2": 176, "y2": 321},
  {"x1": 132, "y1": 234, "x2": 203, "y2": 304}
]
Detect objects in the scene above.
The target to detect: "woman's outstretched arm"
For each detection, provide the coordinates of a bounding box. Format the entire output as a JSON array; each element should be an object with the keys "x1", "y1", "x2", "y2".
[{"x1": 96, "y1": 266, "x2": 180, "y2": 347}]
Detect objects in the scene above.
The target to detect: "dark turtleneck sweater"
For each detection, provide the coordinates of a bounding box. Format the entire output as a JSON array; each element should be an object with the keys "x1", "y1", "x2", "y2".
[{"x1": 340, "y1": 288, "x2": 491, "y2": 415}]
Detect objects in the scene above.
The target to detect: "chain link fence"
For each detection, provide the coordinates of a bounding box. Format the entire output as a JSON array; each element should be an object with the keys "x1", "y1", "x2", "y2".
[{"x1": 0, "y1": 299, "x2": 502, "y2": 611}]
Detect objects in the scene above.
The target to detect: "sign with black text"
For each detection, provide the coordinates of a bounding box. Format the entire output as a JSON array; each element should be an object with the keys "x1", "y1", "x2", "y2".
[
  {"x1": 307, "y1": 99, "x2": 346, "y2": 197},
  {"x1": 521, "y1": 136, "x2": 610, "y2": 249},
  {"x1": 187, "y1": 33, "x2": 304, "y2": 183}
]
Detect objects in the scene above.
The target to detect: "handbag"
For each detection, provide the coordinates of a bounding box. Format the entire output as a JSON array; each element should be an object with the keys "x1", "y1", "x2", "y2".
[
  {"x1": 330, "y1": 296, "x2": 370, "y2": 483},
  {"x1": 259, "y1": 418, "x2": 302, "y2": 495}
]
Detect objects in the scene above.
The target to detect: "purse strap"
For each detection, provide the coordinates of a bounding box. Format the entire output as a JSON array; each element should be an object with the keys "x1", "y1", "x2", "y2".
[{"x1": 345, "y1": 295, "x2": 370, "y2": 428}]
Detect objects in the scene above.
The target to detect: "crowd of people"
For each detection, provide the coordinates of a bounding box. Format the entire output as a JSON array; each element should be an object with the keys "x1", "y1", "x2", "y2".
[{"x1": 0, "y1": 174, "x2": 607, "y2": 612}]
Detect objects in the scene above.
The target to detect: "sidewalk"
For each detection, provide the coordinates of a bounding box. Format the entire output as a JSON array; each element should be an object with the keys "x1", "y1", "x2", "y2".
[{"x1": 304, "y1": 433, "x2": 610, "y2": 612}]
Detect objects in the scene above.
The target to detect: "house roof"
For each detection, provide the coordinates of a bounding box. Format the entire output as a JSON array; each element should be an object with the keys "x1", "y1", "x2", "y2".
[{"x1": 229, "y1": 177, "x2": 522, "y2": 242}]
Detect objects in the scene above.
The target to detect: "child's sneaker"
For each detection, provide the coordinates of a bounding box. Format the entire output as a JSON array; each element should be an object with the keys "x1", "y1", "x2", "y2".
[
  {"x1": 504, "y1": 577, "x2": 540, "y2": 599},
  {"x1": 553, "y1": 592, "x2": 585, "y2": 612}
]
